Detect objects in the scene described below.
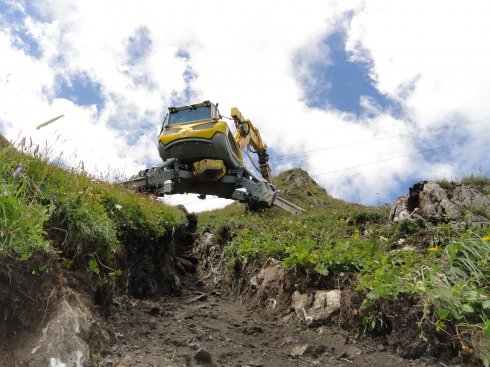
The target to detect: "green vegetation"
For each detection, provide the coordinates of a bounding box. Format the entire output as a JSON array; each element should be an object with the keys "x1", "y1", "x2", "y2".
[
  {"x1": 461, "y1": 175, "x2": 490, "y2": 188},
  {"x1": 2, "y1": 134, "x2": 489, "y2": 364},
  {"x1": 0, "y1": 135, "x2": 185, "y2": 269},
  {"x1": 436, "y1": 177, "x2": 455, "y2": 190},
  {"x1": 200, "y1": 169, "x2": 490, "y2": 365}
]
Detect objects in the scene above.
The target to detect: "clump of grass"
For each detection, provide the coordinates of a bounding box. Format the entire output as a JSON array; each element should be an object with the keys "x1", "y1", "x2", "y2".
[
  {"x1": 436, "y1": 177, "x2": 455, "y2": 190},
  {"x1": 198, "y1": 171, "x2": 490, "y2": 365},
  {"x1": 471, "y1": 207, "x2": 489, "y2": 218},
  {"x1": 461, "y1": 175, "x2": 490, "y2": 188},
  {"x1": 0, "y1": 162, "x2": 51, "y2": 259},
  {"x1": 421, "y1": 235, "x2": 489, "y2": 364},
  {"x1": 0, "y1": 134, "x2": 186, "y2": 265}
]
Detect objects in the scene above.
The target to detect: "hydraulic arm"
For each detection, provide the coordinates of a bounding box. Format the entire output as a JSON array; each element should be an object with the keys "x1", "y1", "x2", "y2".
[{"x1": 231, "y1": 107, "x2": 272, "y2": 182}]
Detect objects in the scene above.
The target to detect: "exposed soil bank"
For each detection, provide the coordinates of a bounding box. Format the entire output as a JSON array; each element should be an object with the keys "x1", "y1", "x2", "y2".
[
  {"x1": 0, "y1": 214, "x2": 479, "y2": 366},
  {"x1": 98, "y1": 230, "x2": 475, "y2": 367},
  {"x1": 0, "y1": 217, "x2": 195, "y2": 367}
]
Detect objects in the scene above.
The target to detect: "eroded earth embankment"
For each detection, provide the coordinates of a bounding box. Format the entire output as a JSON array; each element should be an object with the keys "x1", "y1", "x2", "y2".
[{"x1": 1, "y1": 183, "x2": 486, "y2": 366}]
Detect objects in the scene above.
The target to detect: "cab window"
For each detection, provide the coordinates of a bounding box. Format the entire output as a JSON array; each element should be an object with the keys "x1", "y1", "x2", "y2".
[{"x1": 168, "y1": 106, "x2": 212, "y2": 125}]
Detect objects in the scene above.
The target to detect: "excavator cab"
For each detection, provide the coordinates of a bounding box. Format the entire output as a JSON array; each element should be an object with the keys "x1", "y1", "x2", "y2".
[{"x1": 158, "y1": 101, "x2": 243, "y2": 171}]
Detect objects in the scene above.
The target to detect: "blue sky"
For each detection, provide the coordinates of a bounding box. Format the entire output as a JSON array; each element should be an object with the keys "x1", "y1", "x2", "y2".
[
  {"x1": 0, "y1": 1, "x2": 42, "y2": 57},
  {"x1": 297, "y1": 29, "x2": 402, "y2": 119},
  {"x1": 54, "y1": 73, "x2": 105, "y2": 110},
  {"x1": 1, "y1": 1, "x2": 489, "y2": 211}
]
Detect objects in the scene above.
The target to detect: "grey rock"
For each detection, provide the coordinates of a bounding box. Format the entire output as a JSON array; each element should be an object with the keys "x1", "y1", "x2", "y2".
[
  {"x1": 453, "y1": 186, "x2": 490, "y2": 213},
  {"x1": 249, "y1": 258, "x2": 289, "y2": 315},
  {"x1": 292, "y1": 291, "x2": 312, "y2": 319},
  {"x1": 390, "y1": 180, "x2": 490, "y2": 225},
  {"x1": 389, "y1": 195, "x2": 411, "y2": 222},
  {"x1": 25, "y1": 297, "x2": 109, "y2": 367},
  {"x1": 391, "y1": 245, "x2": 417, "y2": 253},
  {"x1": 292, "y1": 290, "x2": 341, "y2": 325},
  {"x1": 249, "y1": 275, "x2": 258, "y2": 289},
  {"x1": 289, "y1": 344, "x2": 310, "y2": 357}
]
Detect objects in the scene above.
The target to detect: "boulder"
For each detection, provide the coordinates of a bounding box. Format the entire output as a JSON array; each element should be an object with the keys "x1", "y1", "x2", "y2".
[
  {"x1": 292, "y1": 290, "x2": 341, "y2": 325},
  {"x1": 390, "y1": 180, "x2": 490, "y2": 225},
  {"x1": 253, "y1": 258, "x2": 287, "y2": 315},
  {"x1": 25, "y1": 296, "x2": 109, "y2": 366}
]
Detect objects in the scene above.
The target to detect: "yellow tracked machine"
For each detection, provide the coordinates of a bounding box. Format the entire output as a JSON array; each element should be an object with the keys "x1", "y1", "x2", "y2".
[{"x1": 123, "y1": 101, "x2": 305, "y2": 214}]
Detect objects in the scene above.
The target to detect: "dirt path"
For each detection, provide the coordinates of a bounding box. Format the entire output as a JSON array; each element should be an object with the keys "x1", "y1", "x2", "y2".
[{"x1": 101, "y1": 282, "x2": 447, "y2": 367}]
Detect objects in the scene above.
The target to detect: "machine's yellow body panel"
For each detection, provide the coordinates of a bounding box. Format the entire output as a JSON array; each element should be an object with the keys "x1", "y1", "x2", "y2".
[
  {"x1": 159, "y1": 120, "x2": 227, "y2": 145},
  {"x1": 158, "y1": 119, "x2": 244, "y2": 167},
  {"x1": 192, "y1": 159, "x2": 226, "y2": 180}
]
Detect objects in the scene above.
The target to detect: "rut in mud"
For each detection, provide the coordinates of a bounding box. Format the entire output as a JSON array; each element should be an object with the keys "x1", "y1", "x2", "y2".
[{"x1": 99, "y1": 228, "x2": 462, "y2": 367}]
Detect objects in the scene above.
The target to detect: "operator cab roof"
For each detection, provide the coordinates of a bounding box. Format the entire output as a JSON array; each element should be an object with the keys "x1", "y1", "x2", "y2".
[{"x1": 165, "y1": 101, "x2": 221, "y2": 125}]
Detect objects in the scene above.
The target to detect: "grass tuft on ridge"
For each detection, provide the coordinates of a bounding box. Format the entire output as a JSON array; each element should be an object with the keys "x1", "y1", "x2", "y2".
[{"x1": 0, "y1": 134, "x2": 185, "y2": 262}]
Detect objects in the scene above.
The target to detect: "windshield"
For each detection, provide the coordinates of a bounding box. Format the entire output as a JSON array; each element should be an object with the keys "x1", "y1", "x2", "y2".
[{"x1": 168, "y1": 106, "x2": 212, "y2": 125}]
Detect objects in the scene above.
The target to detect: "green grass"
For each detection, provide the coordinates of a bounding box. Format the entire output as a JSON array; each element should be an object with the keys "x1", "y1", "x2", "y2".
[
  {"x1": 199, "y1": 169, "x2": 490, "y2": 365},
  {"x1": 2, "y1": 134, "x2": 489, "y2": 364},
  {"x1": 436, "y1": 177, "x2": 455, "y2": 190},
  {"x1": 461, "y1": 175, "x2": 490, "y2": 188},
  {"x1": 0, "y1": 135, "x2": 186, "y2": 266}
]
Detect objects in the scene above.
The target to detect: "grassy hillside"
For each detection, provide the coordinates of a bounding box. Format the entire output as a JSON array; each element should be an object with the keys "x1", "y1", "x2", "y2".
[
  {"x1": 1, "y1": 133, "x2": 489, "y2": 364},
  {"x1": 0, "y1": 135, "x2": 185, "y2": 272},
  {"x1": 200, "y1": 169, "x2": 490, "y2": 365}
]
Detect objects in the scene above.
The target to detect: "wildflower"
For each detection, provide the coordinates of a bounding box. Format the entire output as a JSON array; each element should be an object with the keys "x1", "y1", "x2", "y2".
[
  {"x1": 428, "y1": 246, "x2": 440, "y2": 252},
  {"x1": 115, "y1": 204, "x2": 122, "y2": 210},
  {"x1": 416, "y1": 280, "x2": 425, "y2": 290},
  {"x1": 397, "y1": 238, "x2": 406, "y2": 245},
  {"x1": 12, "y1": 166, "x2": 22, "y2": 178},
  {"x1": 352, "y1": 229, "x2": 361, "y2": 241},
  {"x1": 482, "y1": 235, "x2": 490, "y2": 241}
]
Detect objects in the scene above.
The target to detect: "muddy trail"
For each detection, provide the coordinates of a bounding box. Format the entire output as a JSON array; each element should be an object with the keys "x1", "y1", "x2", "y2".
[
  {"x1": 99, "y1": 233, "x2": 453, "y2": 367},
  {"x1": 103, "y1": 282, "x2": 415, "y2": 366}
]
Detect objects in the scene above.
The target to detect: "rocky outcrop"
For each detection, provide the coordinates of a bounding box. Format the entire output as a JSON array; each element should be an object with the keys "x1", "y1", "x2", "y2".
[
  {"x1": 26, "y1": 295, "x2": 109, "y2": 367},
  {"x1": 193, "y1": 232, "x2": 225, "y2": 287},
  {"x1": 248, "y1": 258, "x2": 290, "y2": 315},
  {"x1": 390, "y1": 180, "x2": 490, "y2": 226}
]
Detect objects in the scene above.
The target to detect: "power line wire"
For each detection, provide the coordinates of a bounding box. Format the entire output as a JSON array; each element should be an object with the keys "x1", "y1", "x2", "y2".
[
  {"x1": 310, "y1": 133, "x2": 490, "y2": 178},
  {"x1": 270, "y1": 116, "x2": 490, "y2": 162}
]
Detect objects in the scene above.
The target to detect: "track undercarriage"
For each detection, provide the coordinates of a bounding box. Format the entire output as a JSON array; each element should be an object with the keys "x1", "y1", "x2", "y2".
[{"x1": 122, "y1": 158, "x2": 305, "y2": 215}]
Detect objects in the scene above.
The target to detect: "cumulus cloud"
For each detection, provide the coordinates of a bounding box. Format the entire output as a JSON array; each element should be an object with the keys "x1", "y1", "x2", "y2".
[{"x1": 1, "y1": 0, "x2": 489, "y2": 212}]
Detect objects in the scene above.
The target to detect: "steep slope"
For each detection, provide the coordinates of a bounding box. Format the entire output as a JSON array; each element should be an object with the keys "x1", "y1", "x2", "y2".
[
  {"x1": 198, "y1": 169, "x2": 490, "y2": 366},
  {"x1": 1, "y1": 134, "x2": 488, "y2": 366},
  {"x1": 0, "y1": 134, "x2": 190, "y2": 366}
]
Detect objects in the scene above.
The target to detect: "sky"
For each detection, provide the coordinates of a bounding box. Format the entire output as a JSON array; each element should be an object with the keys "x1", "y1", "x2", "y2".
[{"x1": 1, "y1": 0, "x2": 490, "y2": 212}]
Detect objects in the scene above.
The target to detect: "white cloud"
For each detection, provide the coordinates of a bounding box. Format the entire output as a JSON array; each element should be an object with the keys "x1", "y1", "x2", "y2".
[
  {"x1": 1, "y1": 0, "x2": 489, "y2": 211},
  {"x1": 348, "y1": 0, "x2": 490, "y2": 126}
]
